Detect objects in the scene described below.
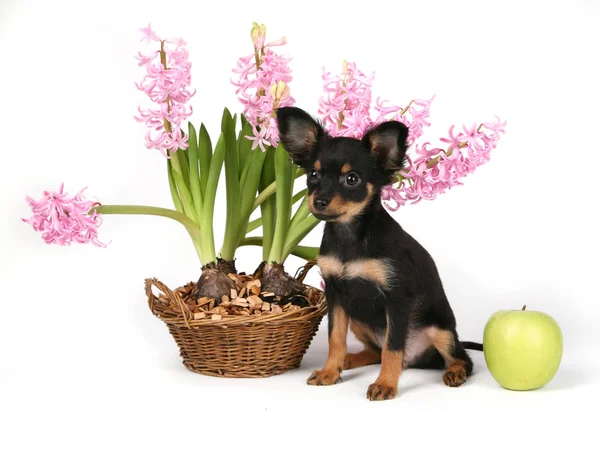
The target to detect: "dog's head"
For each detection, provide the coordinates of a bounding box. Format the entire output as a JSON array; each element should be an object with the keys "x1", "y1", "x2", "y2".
[{"x1": 276, "y1": 106, "x2": 409, "y2": 223}]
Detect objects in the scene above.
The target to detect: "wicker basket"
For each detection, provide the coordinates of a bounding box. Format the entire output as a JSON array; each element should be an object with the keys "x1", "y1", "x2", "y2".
[{"x1": 144, "y1": 262, "x2": 327, "y2": 378}]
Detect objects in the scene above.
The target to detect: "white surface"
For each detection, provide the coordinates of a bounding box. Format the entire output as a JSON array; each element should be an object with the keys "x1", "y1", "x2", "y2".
[{"x1": 1, "y1": 0, "x2": 599, "y2": 448}]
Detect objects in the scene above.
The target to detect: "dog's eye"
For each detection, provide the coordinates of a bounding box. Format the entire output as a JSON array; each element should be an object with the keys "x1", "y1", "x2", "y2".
[
  {"x1": 345, "y1": 172, "x2": 360, "y2": 187},
  {"x1": 308, "y1": 169, "x2": 319, "y2": 181}
]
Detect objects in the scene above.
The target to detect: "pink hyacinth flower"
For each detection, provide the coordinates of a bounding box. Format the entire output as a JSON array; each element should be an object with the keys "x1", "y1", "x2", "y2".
[
  {"x1": 318, "y1": 61, "x2": 505, "y2": 210},
  {"x1": 388, "y1": 118, "x2": 507, "y2": 205},
  {"x1": 318, "y1": 61, "x2": 375, "y2": 138},
  {"x1": 23, "y1": 184, "x2": 107, "y2": 247},
  {"x1": 139, "y1": 23, "x2": 160, "y2": 43},
  {"x1": 232, "y1": 26, "x2": 295, "y2": 151},
  {"x1": 318, "y1": 61, "x2": 435, "y2": 143},
  {"x1": 135, "y1": 24, "x2": 195, "y2": 157}
]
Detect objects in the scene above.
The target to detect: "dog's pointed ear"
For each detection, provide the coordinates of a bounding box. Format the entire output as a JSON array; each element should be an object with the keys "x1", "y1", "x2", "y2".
[
  {"x1": 276, "y1": 107, "x2": 325, "y2": 168},
  {"x1": 362, "y1": 121, "x2": 409, "y2": 173}
]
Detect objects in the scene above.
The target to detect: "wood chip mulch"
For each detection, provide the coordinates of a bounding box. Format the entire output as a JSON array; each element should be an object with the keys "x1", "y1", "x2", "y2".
[{"x1": 158, "y1": 272, "x2": 322, "y2": 321}]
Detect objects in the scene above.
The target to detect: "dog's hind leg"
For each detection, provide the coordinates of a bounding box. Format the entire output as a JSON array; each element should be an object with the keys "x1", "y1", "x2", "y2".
[
  {"x1": 427, "y1": 327, "x2": 474, "y2": 387},
  {"x1": 406, "y1": 346, "x2": 446, "y2": 370}
]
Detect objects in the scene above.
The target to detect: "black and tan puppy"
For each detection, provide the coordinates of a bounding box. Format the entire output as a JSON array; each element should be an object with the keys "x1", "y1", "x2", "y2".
[{"x1": 276, "y1": 106, "x2": 483, "y2": 401}]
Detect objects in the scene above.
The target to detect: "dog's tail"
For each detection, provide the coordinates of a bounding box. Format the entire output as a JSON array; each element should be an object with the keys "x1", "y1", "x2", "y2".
[{"x1": 461, "y1": 341, "x2": 483, "y2": 351}]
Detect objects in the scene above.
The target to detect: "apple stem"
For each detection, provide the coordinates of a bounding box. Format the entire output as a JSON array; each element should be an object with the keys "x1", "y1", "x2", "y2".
[{"x1": 522, "y1": 305, "x2": 527, "y2": 311}]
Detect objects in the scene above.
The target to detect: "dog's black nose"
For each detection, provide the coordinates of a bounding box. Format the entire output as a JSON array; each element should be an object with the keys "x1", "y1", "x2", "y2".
[{"x1": 314, "y1": 198, "x2": 329, "y2": 211}]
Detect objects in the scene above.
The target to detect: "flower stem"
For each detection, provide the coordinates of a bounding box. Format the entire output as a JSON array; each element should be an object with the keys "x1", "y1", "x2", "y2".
[
  {"x1": 337, "y1": 60, "x2": 349, "y2": 129},
  {"x1": 158, "y1": 40, "x2": 197, "y2": 221},
  {"x1": 254, "y1": 52, "x2": 262, "y2": 75},
  {"x1": 253, "y1": 167, "x2": 304, "y2": 212},
  {"x1": 94, "y1": 204, "x2": 203, "y2": 261},
  {"x1": 400, "y1": 100, "x2": 414, "y2": 115},
  {"x1": 253, "y1": 42, "x2": 267, "y2": 100},
  {"x1": 95, "y1": 204, "x2": 199, "y2": 234}
]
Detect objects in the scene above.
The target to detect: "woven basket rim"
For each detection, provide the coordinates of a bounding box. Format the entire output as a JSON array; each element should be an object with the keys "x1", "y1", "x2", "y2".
[{"x1": 145, "y1": 261, "x2": 326, "y2": 329}]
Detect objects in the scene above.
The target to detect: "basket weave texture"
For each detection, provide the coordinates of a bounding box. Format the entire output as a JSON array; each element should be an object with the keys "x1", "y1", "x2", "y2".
[{"x1": 145, "y1": 264, "x2": 326, "y2": 378}]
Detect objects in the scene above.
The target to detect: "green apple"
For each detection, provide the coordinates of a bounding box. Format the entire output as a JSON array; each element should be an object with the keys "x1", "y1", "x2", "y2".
[{"x1": 483, "y1": 305, "x2": 563, "y2": 391}]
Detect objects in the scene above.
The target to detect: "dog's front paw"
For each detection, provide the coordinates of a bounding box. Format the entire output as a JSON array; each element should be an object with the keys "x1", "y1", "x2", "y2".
[
  {"x1": 307, "y1": 367, "x2": 342, "y2": 386},
  {"x1": 366, "y1": 382, "x2": 398, "y2": 401}
]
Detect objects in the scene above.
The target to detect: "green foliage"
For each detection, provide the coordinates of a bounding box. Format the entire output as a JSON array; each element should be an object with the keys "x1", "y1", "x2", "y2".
[{"x1": 166, "y1": 109, "x2": 320, "y2": 267}]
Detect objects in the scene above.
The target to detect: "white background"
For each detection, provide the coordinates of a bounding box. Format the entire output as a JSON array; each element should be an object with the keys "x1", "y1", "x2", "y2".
[{"x1": 1, "y1": 0, "x2": 599, "y2": 448}]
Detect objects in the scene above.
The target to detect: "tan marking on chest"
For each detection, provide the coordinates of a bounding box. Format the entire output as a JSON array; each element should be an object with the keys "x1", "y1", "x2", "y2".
[
  {"x1": 318, "y1": 255, "x2": 394, "y2": 289},
  {"x1": 317, "y1": 255, "x2": 344, "y2": 278},
  {"x1": 344, "y1": 258, "x2": 393, "y2": 289}
]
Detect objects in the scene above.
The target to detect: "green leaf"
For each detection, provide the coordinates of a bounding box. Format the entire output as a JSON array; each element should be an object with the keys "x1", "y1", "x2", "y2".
[
  {"x1": 242, "y1": 148, "x2": 267, "y2": 194},
  {"x1": 289, "y1": 195, "x2": 311, "y2": 232},
  {"x1": 167, "y1": 159, "x2": 184, "y2": 213},
  {"x1": 237, "y1": 238, "x2": 318, "y2": 261},
  {"x1": 291, "y1": 245, "x2": 319, "y2": 260},
  {"x1": 268, "y1": 144, "x2": 294, "y2": 263},
  {"x1": 187, "y1": 122, "x2": 202, "y2": 220},
  {"x1": 239, "y1": 157, "x2": 251, "y2": 189},
  {"x1": 259, "y1": 146, "x2": 277, "y2": 261},
  {"x1": 170, "y1": 162, "x2": 196, "y2": 221},
  {"x1": 246, "y1": 217, "x2": 262, "y2": 234},
  {"x1": 289, "y1": 162, "x2": 298, "y2": 200},
  {"x1": 292, "y1": 188, "x2": 307, "y2": 205},
  {"x1": 175, "y1": 133, "x2": 190, "y2": 188},
  {"x1": 221, "y1": 107, "x2": 232, "y2": 132},
  {"x1": 231, "y1": 113, "x2": 239, "y2": 172},
  {"x1": 238, "y1": 236, "x2": 263, "y2": 247},
  {"x1": 282, "y1": 214, "x2": 320, "y2": 263},
  {"x1": 198, "y1": 123, "x2": 212, "y2": 199},
  {"x1": 237, "y1": 122, "x2": 254, "y2": 180},
  {"x1": 244, "y1": 186, "x2": 303, "y2": 236},
  {"x1": 220, "y1": 108, "x2": 243, "y2": 260},
  {"x1": 235, "y1": 147, "x2": 267, "y2": 248},
  {"x1": 200, "y1": 132, "x2": 226, "y2": 263},
  {"x1": 203, "y1": 134, "x2": 226, "y2": 218},
  {"x1": 240, "y1": 113, "x2": 248, "y2": 130},
  {"x1": 252, "y1": 167, "x2": 305, "y2": 212}
]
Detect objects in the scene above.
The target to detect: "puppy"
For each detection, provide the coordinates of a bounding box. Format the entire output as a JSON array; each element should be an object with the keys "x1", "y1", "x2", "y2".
[{"x1": 276, "y1": 106, "x2": 483, "y2": 401}]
